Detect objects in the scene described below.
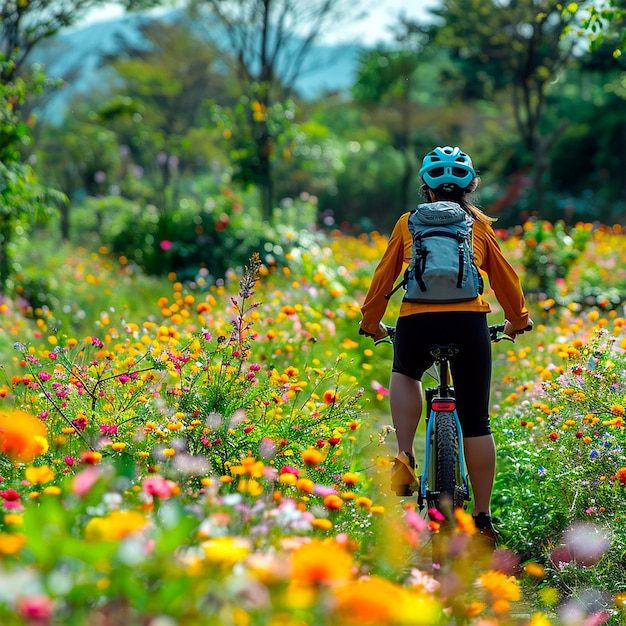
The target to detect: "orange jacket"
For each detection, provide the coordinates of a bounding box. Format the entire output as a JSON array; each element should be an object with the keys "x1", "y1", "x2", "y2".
[{"x1": 360, "y1": 211, "x2": 529, "y2": 335}]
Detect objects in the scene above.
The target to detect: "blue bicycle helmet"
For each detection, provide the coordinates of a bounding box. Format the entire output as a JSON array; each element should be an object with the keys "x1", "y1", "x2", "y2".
[{"x1": 419, "y1": 146, "x2": 476, "y2": 189}]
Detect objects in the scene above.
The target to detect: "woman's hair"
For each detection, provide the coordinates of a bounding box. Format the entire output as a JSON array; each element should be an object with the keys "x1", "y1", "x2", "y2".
[{"x1": 420, "y1": 178, "x2": 495, "y2": 224}]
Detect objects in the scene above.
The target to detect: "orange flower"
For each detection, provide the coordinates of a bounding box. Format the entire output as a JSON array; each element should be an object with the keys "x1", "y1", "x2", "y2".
[
  {"x1": 323, "y1": 390, "x2": 339, "y2": 404},
  {"x1": 323, "y1": 494, "x2": 343, "y2": 510},
  {"x1": 290, "y1": 539, "x2": 353, "y2": 585},
  {"x1": 0, "y1": 410, "x2": 48, "y2": 462},
  {"x1": 302, "y1": 448, "x2": 324, "y2": 466},
  {"x1": 616, "y1": 467, "x2": 626, "y2": 485}
]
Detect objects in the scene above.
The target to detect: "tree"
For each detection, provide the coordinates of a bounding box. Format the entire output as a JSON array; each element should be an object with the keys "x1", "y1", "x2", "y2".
[
  {"x1": 97, "y1": 16, "x2": 233, "y2": 212},
  {"x1": 352, "y1": 21, "x2": 433, "y2": 213},
  {"x1": 429, "y1": 0, "x2": 594, "y2": 217},
  {"x1": 193, "y1": 0, "x2": 365, "y2": 221},
  {"x1": 0, "y1": 0, "x2": 160, "y2": 83},
  {"x1": 0, "y1": 0, "x2": 158, "y2": 292}
]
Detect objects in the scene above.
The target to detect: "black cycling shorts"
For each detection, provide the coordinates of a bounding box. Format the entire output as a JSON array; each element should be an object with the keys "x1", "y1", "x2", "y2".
[{"x1": 392, "y1": 311, "x2": 492, "y2": 438}]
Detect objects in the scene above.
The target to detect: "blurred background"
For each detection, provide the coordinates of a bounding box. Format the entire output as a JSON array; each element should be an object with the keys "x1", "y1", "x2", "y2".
[{"x1": 1, "y1": 0, "x2": 624, "y2": 293}]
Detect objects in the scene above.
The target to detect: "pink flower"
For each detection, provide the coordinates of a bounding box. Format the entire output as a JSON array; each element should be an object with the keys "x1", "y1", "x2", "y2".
[
  {"x1": 72, "y1": 467, "x2": 102, "y2": 497},
  {"x1": 17, "y1": 595, "x2": 53, "y2": 620},
  {"x1": 406, "y1": 507, "x2": 428, "y2": 532},
  {"x1": 160, "y1": 240, "x2": 173, "y2": 251},
  {"x1": 142, "y1": 476, "x2": 175, "y2": 499}
]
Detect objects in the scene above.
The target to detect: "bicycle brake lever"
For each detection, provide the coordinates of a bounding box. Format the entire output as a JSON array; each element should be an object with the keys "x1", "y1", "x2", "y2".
[{"x1": 493, "y1": 335, "x2": 515, "y2": 343}]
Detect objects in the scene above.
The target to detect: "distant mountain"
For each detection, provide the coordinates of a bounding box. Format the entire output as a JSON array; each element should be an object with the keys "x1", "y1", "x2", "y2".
[{"x1": 32, "y1": 12, "x2": 361, "y2": 124}]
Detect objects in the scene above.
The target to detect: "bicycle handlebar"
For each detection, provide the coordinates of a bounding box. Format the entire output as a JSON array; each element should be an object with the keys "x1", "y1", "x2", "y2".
[{"x1": 375, "y1": 321, "x2": 533, "y2": 346}]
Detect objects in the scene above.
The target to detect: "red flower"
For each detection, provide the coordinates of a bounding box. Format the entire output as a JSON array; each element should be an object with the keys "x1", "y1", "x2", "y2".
[{"x1": 549, "y1": 432, "x2": 559, "y2": 441}]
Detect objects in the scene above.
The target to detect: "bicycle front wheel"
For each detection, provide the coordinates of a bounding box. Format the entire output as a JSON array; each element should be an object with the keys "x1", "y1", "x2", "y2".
[{"x1": 433, "y1": 410, "x2": 463, "y2": 514}]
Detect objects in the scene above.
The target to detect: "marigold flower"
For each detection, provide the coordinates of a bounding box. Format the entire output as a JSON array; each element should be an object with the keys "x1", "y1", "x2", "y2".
[
  {"x1": 0, "y1": 410, "x2": 48, "y2": 462},
  {"x1": 478, "y1": 569, "x2": 521, "y2": 602},
  {"x1": 454, "y1": 508, "x2": 477, "y2": 535},
  {"x1": 342, "y1": 472, "x2": 359, "y2": 485},
  {"x1": 302, "y1": 448, "x2": 324, "y2": 466},
  {"x1": 25, "y1": 465, "x2": 55, "y2": 485},
  {"x1": 0, "y1": 532, "x2": 27, "y2": 555},
  {"x1": 323, "y1": 494, "x2": 343, "y2": 510},
  {"x1": 610, "y1": 404, "x2": 625, "y2": 416},
  {"x1": 291, "y1": 539, "x2": 353, "y2": 585},
  {"x1": 296, "y1": 478, "x2": 315, "y2": 494},
  {"x1": 524, "y1": 562, "x2": 546, "y2": 578},
  {"x1": 312, "y1": 518, "x2": 333, "y2": 530},
  {"x1": 616, "y1": 468, "x2": 626, "y2": 485}
]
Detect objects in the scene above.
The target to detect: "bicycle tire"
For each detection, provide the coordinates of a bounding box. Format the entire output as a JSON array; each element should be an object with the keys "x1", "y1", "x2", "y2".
[{"x1": 433, "y1": 411, "x2": 463, "y2": 514}]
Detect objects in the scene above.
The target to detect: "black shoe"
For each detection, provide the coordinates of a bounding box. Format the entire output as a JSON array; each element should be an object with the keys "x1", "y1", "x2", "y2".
[{"x1": 473, "y1": 513, "x2": 501, "y2": 548}]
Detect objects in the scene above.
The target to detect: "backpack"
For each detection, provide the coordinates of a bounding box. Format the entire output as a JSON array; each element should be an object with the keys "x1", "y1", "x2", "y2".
[{"x1": 386, "y1": 201, "x2": 483, "y2": 303}]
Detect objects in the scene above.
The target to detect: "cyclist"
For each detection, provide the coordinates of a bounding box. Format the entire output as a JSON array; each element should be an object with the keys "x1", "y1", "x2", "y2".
[{"x1": 359, "y1": 146, "x2": 531, "y2": 545}]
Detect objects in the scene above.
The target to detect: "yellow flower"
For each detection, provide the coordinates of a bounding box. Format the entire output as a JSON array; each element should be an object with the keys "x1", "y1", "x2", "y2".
[
  {"x1": 85, "y1": 510, "x2": 147, "y2": 542},
  {"x1": 524, "y1": 562, "x2": 546, "y2": 578},
  {"x1": 312, "y1": 518, "x2": 333, "y2": 530},
  {"x1": 25, "y1": 465, "x2": 55, "y2": 485},
  {"x1": 529, "y1": 612, "x2": 552, "y2": 626},
  {"x1": 202, "y1": 537, "x2": 251, "y2": 567},
  {"x1": 0, "y1": 532, "x2": 27, "y2": 555},
  {"x1": 610, "y1": 404, "x2": 625, "y2": 416}
]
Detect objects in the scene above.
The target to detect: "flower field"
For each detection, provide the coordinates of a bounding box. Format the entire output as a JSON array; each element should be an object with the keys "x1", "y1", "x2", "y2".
[{"x1": 0, "y1": 222, "x2": 625, "y2": 625}]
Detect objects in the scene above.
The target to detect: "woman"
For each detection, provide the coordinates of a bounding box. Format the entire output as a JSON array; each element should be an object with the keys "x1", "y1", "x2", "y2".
[{"x1": 359, "y1": 146, "x2": 531, "y2": 544}]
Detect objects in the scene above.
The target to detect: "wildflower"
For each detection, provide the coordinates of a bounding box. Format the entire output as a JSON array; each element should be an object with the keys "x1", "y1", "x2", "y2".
[
  {"x1": 0, "y1": 532, "x2": 27, "y2": 555},
  {"x1": 524, "y1": 562, "x2": 546, "y2": 578},
  {"x1": 312, "y1": 518, "x2": 333, "y2": 530},
  {"x1": 323, "y1": 494, "x2": 343, "y2": 510},
  {"x1": 342, "y1": 472, "x2": 359, "y2": 485},
  {"x1": 17, "y1": 595, "x2": 53, "y2": 621},
  {"x1": 0, "y1": 410, "x2": 48, "y2": 462},
  {"x1": 25, "y1": 465, "x2": 55, "y2": 485},
  {"x1": 302, "y1": 448, "x2": 324, "y2": 466},
  {"x1": 454, "y1": 508, "x2": 477, "y2": 535},
  {"x1": 290, "y1": 539, "x2": 353, "y2": 585},
  {"x1": 478, "y1": 569, "x2": 521, "y2": 612},
  {"x1": 85, "y1": 510, "x2": 147, "y2": 542},
  {"x1": 201, "y1": 534, "x2": 250, "y2": 569},
  {"x1": 143, "y1": 476, "x2": 177, "y2": 499},
  {"x1": 616, "y1": 467, "x2": 626, "y2": 485}
]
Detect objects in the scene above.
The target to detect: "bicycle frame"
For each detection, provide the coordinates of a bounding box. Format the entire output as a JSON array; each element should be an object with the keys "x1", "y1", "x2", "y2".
[{"x1": 375, "y1": 322, "x2": 531, "y2": 514}]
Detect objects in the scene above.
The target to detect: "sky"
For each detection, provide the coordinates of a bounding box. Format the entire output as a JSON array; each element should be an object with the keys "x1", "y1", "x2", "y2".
[{"x1": 81, "y1": 0, "x2": 440, "y2": 46}]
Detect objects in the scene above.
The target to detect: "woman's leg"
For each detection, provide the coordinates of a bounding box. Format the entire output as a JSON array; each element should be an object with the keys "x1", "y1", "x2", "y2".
[
  {"x1": 463, "y1": 434, "x2": 496, "y2": 515},
  {"x1": 389, "y1": 371, "x2": 423, "y2": 457}
]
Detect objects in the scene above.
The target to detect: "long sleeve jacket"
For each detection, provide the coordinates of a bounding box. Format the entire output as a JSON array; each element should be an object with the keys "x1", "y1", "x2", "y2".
[{"x1": 360, "y1": 210, "x2": 529, "y2": 335}]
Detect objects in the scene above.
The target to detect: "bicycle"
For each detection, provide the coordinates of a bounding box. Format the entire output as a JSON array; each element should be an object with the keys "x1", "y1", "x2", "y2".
[{"x1": 376, "y1": 321, "x2": 531, "y2": 521}]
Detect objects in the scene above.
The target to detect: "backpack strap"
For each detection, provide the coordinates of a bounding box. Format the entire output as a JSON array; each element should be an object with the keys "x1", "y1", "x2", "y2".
[{"x1": 455, "y1": 231, "x2": 466, "y2": 289}]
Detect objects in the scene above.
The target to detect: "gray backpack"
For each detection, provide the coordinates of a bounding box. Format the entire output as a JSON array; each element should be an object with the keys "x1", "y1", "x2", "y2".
[{"x1": 386, "y1": 201, "x2": 483, "y2": 303}]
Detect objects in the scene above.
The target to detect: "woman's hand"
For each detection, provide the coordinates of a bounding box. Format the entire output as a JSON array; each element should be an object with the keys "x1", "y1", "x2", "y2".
[{"x1": 504, "y1": 319, "x2": 533, "y2": 338}]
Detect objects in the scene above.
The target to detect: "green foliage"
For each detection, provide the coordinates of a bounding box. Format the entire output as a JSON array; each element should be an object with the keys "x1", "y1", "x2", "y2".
[
  {"x1": 519, "y1": 220, "x2": 592, "y2": 297},
  {"x1": 495, "y1": 327, "x2": 626, "y2": 598},
  {"x1": 0, "y1": 59, "x2": 65, "y2": 290}
]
